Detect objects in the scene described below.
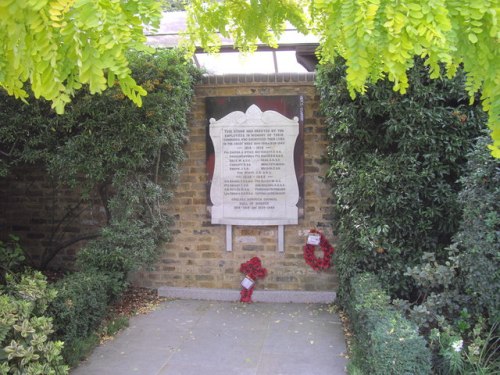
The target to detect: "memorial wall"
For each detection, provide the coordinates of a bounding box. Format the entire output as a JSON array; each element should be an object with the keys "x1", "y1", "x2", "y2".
[
  {"x1": 132, "y1": 73, "x2": 337, "y2": 292},
  {"x1": 208, "y1": 101, "x2": 300, "y2": 227}
]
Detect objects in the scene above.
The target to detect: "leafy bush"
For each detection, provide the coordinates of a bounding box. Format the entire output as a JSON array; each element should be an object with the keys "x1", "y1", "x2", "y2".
[
  {"x1": 397, "y1": 243, "x2": 499, "y2": 375},
  {"x1": 394, "y1": 135, "x2": 499, "y2": 373},
  {"x1": 454, "y1": 135, "x2": 500, "y2": 324},
  {"x1": 47, "y1": 270, "x2": 125, "y2": 365},
  {"x1": 0, "y1": 48, "x2": 200, "y2": 269},
  {"x1": 429, "y1": 320, "x2": 499, "y2": 375},
  {"x1": 1, "y1": 49, "x2": 200, "y2": 371},
  {"x1": 0, "y1": 235, "x2": 25, "y2": 284},
  {"x1": 347, "y1": 273, "x2": 431, "y2": 375},
  {"x1": 0, "y1": 271, "x2": 68, "y2": 374},
  {"x1": 397, "y1": 248, "x2": 467, "y2": 333},
  {"x1": 76, "y1": 220, "x2": 158, "y2": 278},
  {"x1": 317, "y1": 58, "x2": 485, "y2": 302}
]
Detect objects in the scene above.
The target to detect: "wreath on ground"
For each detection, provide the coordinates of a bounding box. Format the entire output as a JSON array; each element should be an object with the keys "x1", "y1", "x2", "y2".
[
  {"x1": 239, "y1": 257, "x2": 267, "y2": 303},
  {"x1": 303, "y1": 229, "x2": 334, "y2": 271}
]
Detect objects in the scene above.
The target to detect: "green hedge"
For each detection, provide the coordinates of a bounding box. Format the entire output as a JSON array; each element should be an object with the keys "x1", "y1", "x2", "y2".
[
  {"x1": 317, "y1": 59, "x2": 485, "y2": 301},
  {"x1": 454, "y1": 135, "x2": 500, "y2": 324},
  {"x1": 347, "y1": 273, "x2": 431, "y2": 375},
  {"x1": 47, "y1": 270, "x2": 125, "y2": 365}
]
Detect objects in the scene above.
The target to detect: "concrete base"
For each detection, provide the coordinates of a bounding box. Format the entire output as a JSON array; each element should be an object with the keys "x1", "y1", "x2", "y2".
[{"x1": 158, "y1": 287, "x2": 336, "y2": 304}]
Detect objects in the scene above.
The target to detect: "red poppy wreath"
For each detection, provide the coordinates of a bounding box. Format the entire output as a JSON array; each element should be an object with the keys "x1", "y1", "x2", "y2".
[
  {"x1": 239, "y1": 256, "x2": 267, "y2": 303},
  {"x1": 303, "y1": 229, "x2": 334, "y2": 271}
]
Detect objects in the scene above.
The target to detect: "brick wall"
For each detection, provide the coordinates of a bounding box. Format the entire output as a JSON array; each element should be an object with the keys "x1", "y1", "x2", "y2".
[
  {"x1": 132, "y1": 73, "x2": 338, "y2": 292},
  {"x1": 0, "y1": 73, "x2": 337, "y2": 292},
  {"x1": 0, "y1": 167, "x2": 106, "y2": 269}
]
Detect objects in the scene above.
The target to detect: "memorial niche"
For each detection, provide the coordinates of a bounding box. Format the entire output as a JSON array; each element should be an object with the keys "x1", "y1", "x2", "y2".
[{"x1": 206, "y1": 96, "x2": 304, "y2": 230}]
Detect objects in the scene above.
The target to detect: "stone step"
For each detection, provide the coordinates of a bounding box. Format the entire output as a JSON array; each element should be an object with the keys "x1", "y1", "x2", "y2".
[{"x1": 158, "y1": 286, "x2": 336, "y2": 304}]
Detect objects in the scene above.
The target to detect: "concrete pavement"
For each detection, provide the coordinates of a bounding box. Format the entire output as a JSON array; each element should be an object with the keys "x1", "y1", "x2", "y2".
[{"x1": 71, "y1": 299, "x2": 347, "y2": 375}]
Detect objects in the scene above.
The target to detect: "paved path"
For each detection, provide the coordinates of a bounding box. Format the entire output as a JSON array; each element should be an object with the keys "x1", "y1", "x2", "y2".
[{"x1": 71, "y1": 300, "x2": 347, "y2": 375}]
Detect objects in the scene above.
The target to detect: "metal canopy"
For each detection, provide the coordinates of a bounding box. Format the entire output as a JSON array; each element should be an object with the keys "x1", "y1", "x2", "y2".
[{"x1": 145, "y1": 12, "x2": 320, "y2": 74}]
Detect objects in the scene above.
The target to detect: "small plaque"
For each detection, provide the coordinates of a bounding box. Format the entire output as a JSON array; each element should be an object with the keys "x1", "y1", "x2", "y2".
[
  {"x1": 307, "y1": 233, "x2": 321, "y2": 246},
  {"x1": 241, "y1": 276, "x2": 255, "y2": 290}
]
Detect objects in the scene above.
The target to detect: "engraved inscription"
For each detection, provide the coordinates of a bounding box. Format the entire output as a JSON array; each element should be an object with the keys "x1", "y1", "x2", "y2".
[{"x1": 209, "y1": 105, "x2": 299, "y2": 225}]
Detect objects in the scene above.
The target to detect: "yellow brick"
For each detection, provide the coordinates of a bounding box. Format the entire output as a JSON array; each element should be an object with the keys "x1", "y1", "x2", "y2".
[{"x1": 131, "y1": 80, "x2": 337, "y2": 292}]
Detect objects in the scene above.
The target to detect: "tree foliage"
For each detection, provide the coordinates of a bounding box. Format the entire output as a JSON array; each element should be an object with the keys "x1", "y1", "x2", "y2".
[
  {"x1": 0, "y1": 0, "x2": 162, "y2": 114},
  {"x1": 185, "y1": 0, "x2": 500, "y2": 157}
]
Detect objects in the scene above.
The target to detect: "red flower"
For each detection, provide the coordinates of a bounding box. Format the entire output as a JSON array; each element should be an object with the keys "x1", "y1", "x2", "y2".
[
  {"x1": 240, "y1": 288, "x2": 253, "y2": 303},
  {"x1": 240, "y1": 256, "x2": 268, "y2": 280}
]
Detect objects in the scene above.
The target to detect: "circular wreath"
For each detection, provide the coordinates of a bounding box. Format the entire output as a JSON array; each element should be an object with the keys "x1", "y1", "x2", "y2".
[{"x1": 303, "y1": 230, "x2": 334, "y2": 271}]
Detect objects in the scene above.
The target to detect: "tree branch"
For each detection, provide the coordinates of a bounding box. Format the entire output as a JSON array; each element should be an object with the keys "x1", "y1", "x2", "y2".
[
  {"x1": 98, "y1": 182, "x2": 112, "y2": 225},
  {"x1": 0, "y1": 140, "x2": 18, "y2": 157},
  {"x1": 40, "y1": 231, "x2": 101, "y2": 269},
  {"x1": 155, "y1": 148, "x2": 161, "y2": 185}
]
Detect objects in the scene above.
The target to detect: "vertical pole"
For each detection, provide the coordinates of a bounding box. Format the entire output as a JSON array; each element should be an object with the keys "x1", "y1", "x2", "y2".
[
  {"x1": 278, "y1": 225, "x2": 284, "y2": 252},
  {"x1": 272, "y1": 50, "x2": 278, "y2": 73},
  {"x1": 226, "y1": 225, "x2": 233, "y2": 252}
]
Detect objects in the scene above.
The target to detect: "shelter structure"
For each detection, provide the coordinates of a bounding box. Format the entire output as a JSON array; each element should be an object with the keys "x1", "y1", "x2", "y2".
[{"x1": 145, "y1": 11, "x2": 319, "y2": 74}]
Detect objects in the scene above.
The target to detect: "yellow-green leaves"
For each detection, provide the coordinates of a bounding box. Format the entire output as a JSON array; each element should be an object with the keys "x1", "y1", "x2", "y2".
[
  {"x1": 0, "y1": 0, "x2": 161, "y2": 113},
  {"x1": 186, "y1": 0, "x2": 499, "y2": 157},
  {"x1": 184, "y1": 0, "x2": 310, "y2": 54}
]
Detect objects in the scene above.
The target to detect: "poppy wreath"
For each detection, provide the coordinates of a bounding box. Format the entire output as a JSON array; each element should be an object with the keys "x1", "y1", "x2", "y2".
[
  {"x1": 239, "y1": 256, "x2": 267, "y2": 303},
  {"x1": 303, "y1": 229, "x2": 334, "y2": 271}
]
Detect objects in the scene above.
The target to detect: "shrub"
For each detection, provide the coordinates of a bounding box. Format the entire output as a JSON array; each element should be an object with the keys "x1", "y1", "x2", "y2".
[
  {"x1": 454, "y1": 135, "x2": 500, "y2": 324},
  {"x1": 76, "y1": 220, "x2": 159, "y2": 278},
  {"x1": 59, "y1": 333, "x2": 100, "y2": 369},
  {"x1": 317, "y1": 58, "x2": 485, "y2": 302},
  {"x1": 47, "y1": 270, "x2": 125, "y2": 365},
  {"x1": 347, "y1": 273, "x2": 432, "y2": 375},
  {"x1": 0, "y1": 48, "x2": 200, "y2": 269},
  {"x1": 0, "y1": 235, "x2": 25, "y2": 284},
  {"x1": 398, "y1": 248, "x2": 467, "y2": 333},
  {"x1": 428, "y1": 319, "x2": 499, "y2": 375},
  {"x1": 0, "y1": 271, "x2": 68, "y2": 374},
  {"x1": 394, "y1": 135, "x2": 499, "y2": 372}
]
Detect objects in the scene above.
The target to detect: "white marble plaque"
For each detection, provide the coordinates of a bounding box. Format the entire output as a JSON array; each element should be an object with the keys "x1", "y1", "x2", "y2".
[{"x1": 210, "y1": 105, "x2": 299, "y2": 225}]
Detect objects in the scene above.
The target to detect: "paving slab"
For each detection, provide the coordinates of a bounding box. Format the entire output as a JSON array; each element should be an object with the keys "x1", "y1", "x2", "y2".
[{"x1": 71, "y1": 300, "x2": 347, "y2": 375}]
